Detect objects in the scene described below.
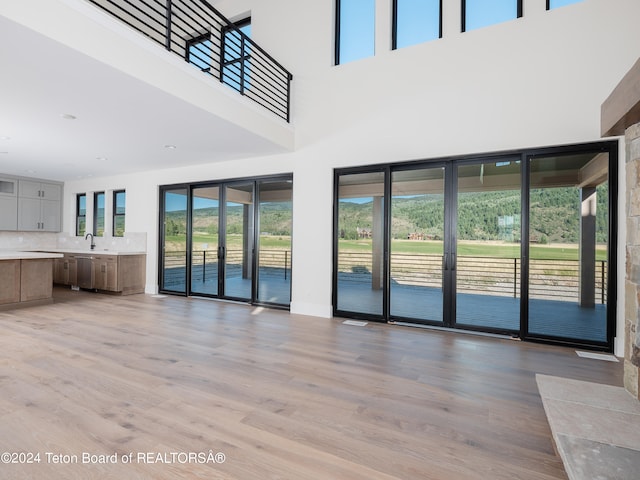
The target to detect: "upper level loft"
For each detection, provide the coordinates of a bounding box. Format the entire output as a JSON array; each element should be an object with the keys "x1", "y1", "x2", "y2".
[
  {"x1": 87, "y1": 0, "x2": 292, "y2": 123},
  {"x1": 0, "y1": 0, "x2": 294, "y2": 181}
]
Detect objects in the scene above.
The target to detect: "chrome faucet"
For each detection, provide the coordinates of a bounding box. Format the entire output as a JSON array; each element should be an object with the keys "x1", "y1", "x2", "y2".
[{"x1": 85, "y1": 232, "x2": 96, "y2": 250}]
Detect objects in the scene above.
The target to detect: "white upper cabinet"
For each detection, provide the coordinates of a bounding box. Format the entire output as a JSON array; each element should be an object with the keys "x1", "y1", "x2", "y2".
[
  {"x1": 0, "y1": 177, "x2": 18, "y2": 230},
  {"x1": 0, "y1": 177, "x2": 63, "y2": 232},
  {"x1": 19, "y1": 180, "x2": 61, "y2": 201}
]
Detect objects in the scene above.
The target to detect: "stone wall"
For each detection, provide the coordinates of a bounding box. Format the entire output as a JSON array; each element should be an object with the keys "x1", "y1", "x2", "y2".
[{"x1": 625, "y1": 123, "x2": 640, "y2": 400}]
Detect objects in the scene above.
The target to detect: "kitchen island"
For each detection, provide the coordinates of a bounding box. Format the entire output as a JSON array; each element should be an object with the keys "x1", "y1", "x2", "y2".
[{"x1": 0, "y1": 251, "x2": 63, "y2": 310}]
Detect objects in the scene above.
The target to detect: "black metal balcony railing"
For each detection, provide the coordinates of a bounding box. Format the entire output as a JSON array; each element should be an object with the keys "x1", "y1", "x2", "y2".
[
  {"x1": 338, "y1": 253, "x2": 608, "y2": 304},
  {"x1": 86, "y1": 0, "x2": 293, "y2": 122}
]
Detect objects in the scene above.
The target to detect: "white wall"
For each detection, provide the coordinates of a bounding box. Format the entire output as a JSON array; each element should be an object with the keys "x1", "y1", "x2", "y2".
[{"x1": 63, "y1": 0, "x2": 640, "y2": 352}]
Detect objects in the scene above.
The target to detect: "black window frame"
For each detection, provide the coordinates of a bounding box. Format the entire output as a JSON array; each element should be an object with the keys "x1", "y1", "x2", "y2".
[
  {"x1": 335, "y1": 0, "x2": 343, "y2": 65},
  {"x1": 461, "y1": 0, "x2": 523, "y2": 33},
  {"x1": 392, "y1": 0, "x2": 443, "y2": 50},
  {"x1": 185, "y1": 32, "x2": 213, "y2": 74},
  {"x1": 93, "y1": 191, "x2": 105, "y2": 237},
  {"x1": 113, "y1": 189, "x2": 126, "y2": 237},
  {"x1": 220, "y1": 17, "x2": 252, "y2": 93},
  {"x1": 76, "y1": 193, "x2": 86, "y2": 237}
]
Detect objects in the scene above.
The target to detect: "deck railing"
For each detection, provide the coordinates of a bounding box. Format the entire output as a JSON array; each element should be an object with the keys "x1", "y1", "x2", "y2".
[
  {"x1": 163, "y1": 249, "x2": 290, "y2": 286},
  {"x1": 338, "y1": 252, "x2": 607, "y2": 304},
  {"x1": 86, "y1": 0, "x2": 293, "y2": 121}
]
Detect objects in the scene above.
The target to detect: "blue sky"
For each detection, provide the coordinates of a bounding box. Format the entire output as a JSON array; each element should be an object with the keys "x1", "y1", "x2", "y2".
[
  {"x1": 165, "y1": 192, "x2": 222, "y2": 212},
  {"x1": 549, "y1": 0, "x2": 582, "y2": 8},
  {"x1": 396, "y1": 0, "x2": 440, "y2": 48},
  {"x1": 465, "y1": 0, "x2": 518, "y2": 31}
]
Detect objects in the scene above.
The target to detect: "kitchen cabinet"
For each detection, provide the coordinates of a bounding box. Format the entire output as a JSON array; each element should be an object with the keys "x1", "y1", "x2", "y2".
[
  {"x1": 19, "y1": 180, "x2": 61, "y2": 200},
  {"x1": 92, "y1": 255, "x2": 118, "y2": 292},
  {"x1": 54, "y1": 255, "x2": 77, "y2": 286},
  {"x1": 18, "y1": 180, "x2": 62, "y2": 232},
  {"x1": 0, "y1": 176, "x2": 62, "y2": 232},
  {"x1": 53, "y1": 252, "x2": 145, "y2": 295},
  {"x1": 0, "y1": 177, "x2": 18, "y2": 230},
  {"x1": 0, "y1": 252, "x2": 61, "y2": 310}
]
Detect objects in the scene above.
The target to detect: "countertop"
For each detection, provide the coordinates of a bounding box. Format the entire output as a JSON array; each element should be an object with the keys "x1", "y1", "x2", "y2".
[
  {"x1": 37, "y1": 249, "x2": 146, "y2": 256},
  {"x1": 0, "y1": 251, "x2": 64, "y2": 260}
]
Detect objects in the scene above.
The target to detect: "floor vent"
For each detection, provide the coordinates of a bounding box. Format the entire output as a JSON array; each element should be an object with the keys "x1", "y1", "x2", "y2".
[
  {"x1": 576, "y1": 350, "x2": 618, "y2": 362},
  {"x1": 342, "y1": 320, "x2": 368, "y2": 327}
]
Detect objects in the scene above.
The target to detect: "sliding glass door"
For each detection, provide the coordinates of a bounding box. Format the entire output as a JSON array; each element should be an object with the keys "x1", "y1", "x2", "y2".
[
  {"x1": 191, "y1": 186, "x2": 219, "y2": 296},
  {"x1": 333, "y1": 142, "x2": 616, "y2": 349},
  {"x1": 455, "y1": 159, "x2": 521, "y2": 332},
  {"x1": 223, "y1": 182, "x2": 254, "y2": 301},
  {"x1": 527, "y1": 152, "x2": 610, "y2": 344},
  {"x1": 256, "y1": 179, "x2": 292, "y2": 305},
  {"x1": 336, "y1": 171, "x2": 385, "y2": 317},
  {"x1": 161, "y1": 187, "x2": 188, "y2": 294},
  {"x1": 390, "y1": 166, "x2": 447, "y2": 323},
  {"x1": 159, "y1": 175, "x2": 292, "y2": 308}
]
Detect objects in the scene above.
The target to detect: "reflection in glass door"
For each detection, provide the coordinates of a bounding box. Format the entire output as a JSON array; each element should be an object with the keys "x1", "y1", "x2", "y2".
[
  {"x1": 336, "y1": 171, "x2": 385, "y2": 316},
  {"x1": 256, "y1": 180, "x2": 292, "y2": 305},
  {"x1": 161, "y1": 188, "x2": 188, "y2": 294},
  {"x1": 223, "y1": 183, "x2": 254, "y2": 301},
  {"x1": 527, "y1": 153, "x2": 609, "y2": 343},
  {"x1": 390, "y1": 167, "x2": 446, "y2": 323},
  {"x1": 191, "y1": 186, "x2": 219, "y2": 296},
  {"x1": 455, "y1": 160, "x2": 522, "y2": 332}
]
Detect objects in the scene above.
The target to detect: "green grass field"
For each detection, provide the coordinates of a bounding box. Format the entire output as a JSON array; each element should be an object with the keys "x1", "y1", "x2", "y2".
[
  {"x1": 338, "y1": 239, "x2": 607, "y2": 261},
  {"x1": 166, "y1": 234, "x2": 291, "y2": 252},
  {"x1": 166, "y1": 235, "x2": 606, "y2": 261}
]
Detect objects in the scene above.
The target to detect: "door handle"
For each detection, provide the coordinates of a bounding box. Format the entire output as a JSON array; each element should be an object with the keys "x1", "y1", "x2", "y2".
[{"x1": 443, "y1": 253, "x2": 456, "y2": 271}]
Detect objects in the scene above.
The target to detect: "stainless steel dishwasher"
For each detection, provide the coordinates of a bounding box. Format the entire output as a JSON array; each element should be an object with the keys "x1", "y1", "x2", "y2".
[{"x1": 76, "y1": 255, "x2": 93, "y2": 289}]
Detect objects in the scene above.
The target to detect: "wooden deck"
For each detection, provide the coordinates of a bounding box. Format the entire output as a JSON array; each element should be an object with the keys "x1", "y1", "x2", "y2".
[
  {"x1": 0, "y1": 287, "x2": 622, "y2": 479},
  {"x1": 339, "y1": 282, "x2": 607, "y2": 343}
]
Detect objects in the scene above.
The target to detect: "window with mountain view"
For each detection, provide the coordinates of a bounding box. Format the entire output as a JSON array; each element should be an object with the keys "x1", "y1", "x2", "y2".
[
  {"x1": 93, "y1": 192, "x2": 105, "y2": 237},
  {"x1": 113, "y1": 190, "x2": 125, "y2": 237},
  {"x1": 76, "y1": 193, "x2": 86, "y2": 237}
]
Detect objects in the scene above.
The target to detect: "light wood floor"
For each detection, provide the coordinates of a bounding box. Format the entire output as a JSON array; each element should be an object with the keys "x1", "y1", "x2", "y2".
[{"x1": 0, "y1": 287, "x2": 622, "y2": 480}]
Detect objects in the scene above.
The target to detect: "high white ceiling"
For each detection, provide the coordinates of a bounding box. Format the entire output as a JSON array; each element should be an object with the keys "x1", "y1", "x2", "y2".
[{"x1": 0, "y1": 11, "x2": 289, "y2": 182}]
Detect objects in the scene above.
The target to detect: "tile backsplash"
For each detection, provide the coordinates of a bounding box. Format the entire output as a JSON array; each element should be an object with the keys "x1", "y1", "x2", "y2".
[{"x1": 0, "y1": 231, "x2": 147, "y2": 252}]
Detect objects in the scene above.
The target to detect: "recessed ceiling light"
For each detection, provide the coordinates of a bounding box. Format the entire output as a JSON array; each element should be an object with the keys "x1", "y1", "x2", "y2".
[
  {"x1": 96, "y1": 156, "x2": 108, "y2": 161},
  {"x1": 0, "y1": 136, "x2": 10, "y2": 141},
  {"x1": 60, "y1": 113, "x2": 77, "y2": 120},
  {"x1": 25, "y1": 169, "x2": 37, "y2": 174},
  {"x1": 164, "y1": 144, "x2": 177, "y2": 150}
]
